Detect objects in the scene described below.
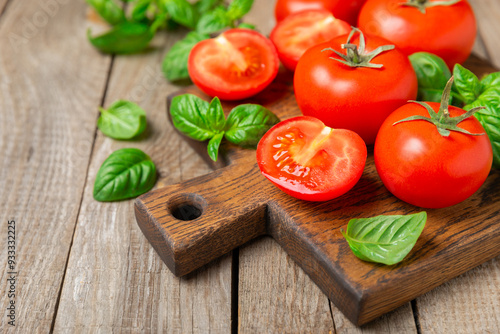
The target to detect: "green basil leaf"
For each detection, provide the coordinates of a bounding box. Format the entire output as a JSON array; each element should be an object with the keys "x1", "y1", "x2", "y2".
[
  {"x1": 87, "y1": 22, "x2": 154, "y2": 54},
  {"x1": 196, "y1": 6, "x2": 230, "y2": 34},
  {"x1": 224, "y1": 104, "x2": 280, "y2": 147},
  {"x1": 207, "y1": 97, "x2": 226, "y2": 132},
  {"x1": 453, "y1": 64, "x2": 483, "y2": 105},
  {"x1": 97, "y1": 100, "x2": 147, "y2": 139},
  {"x1": 170, "y1": 94, "x2": 217, "y2": 141},
  {"x1": 227, "y1": 0, "x2": 254, "y2": 20},
  {"x1": 129, "y1": 0, "x2": 152, "y2": 22},
  {"x1": 161, "y1": 0, "x2": 197, "y2": 29},
  {"x1": 464, "y1": 99, "x2": 500, "y2": 169},
  {"x1": 409, "y1": 52, "x2": 451, "y2": 103},
  {"x1": 195, "y1": 0, "x2": 221, "y2": 14},
  {"x1": 162, "y1": 31, "x2": 209, "y2": 81},
  {"x1": 481, "y1": 72, "x2": 500, "y2": 89},
  {"x1": 86, "y1": 0, "x2": 125, "y2": 25},
  {"x1": 93, "y1": 148, "x2": 157, "y2": 201},
  {"x1": 208, "y1": 132, "x2": 224, "y2": 161},
  {"x1": 341, "y1": 212, "x2": 427, "y2": 265}
]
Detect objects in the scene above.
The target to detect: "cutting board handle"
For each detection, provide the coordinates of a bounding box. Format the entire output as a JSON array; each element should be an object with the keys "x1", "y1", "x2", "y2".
[{"x1": 135, "y1": 160, "x2": 271, "y2": 276}]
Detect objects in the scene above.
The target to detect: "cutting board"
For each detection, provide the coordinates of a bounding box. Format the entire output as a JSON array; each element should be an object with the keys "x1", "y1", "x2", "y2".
[{"x1": 134, "y1": 54, "x2": 500, "y2": 326}]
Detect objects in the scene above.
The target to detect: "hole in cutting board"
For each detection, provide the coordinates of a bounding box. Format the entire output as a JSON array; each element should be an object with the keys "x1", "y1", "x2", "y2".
[{"x1": 168, "y1": 193, "x2": 207, "y2": 221}]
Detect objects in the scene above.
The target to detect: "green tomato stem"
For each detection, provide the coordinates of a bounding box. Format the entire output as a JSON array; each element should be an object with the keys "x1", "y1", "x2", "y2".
[{"x1": 401, "y1": 0, "x2": 462, "y2": 14}]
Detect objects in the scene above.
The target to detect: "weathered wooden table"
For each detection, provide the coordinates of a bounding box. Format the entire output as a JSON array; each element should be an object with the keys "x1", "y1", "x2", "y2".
[{"x1": 1, "y1": 0, "x2": 499, "y2": 332}]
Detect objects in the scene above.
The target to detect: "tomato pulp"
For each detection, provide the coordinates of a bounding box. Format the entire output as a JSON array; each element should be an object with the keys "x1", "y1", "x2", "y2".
[
  {"x1": 294, "y1": 29, "x2": 417, "y2": 145},
  {"x1": 358, "y1": 0, "x2": 476, "y2": 68},
  {"x1": 270, "y1": 10, "x2": 351, "y2": 71},
  {"x1": 257, "y1": 116, "x2": 367, "y2": 201},
  {"x1": 188, "y1": 29, "x2": 279, "y2": 101},
  {"x1": 275, "y1": 0, "x2": 367, "y2": 26},
  {"x1": 374, "y1": 102, "x2": 493, "y2": 209}
]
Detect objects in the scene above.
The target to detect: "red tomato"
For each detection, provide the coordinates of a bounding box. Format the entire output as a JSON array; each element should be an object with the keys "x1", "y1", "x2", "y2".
[
  {"x1": 188, "y1": 29, "x2": 279, "y2": 101},
  {"x1": 257, "y1": 116, "x2": 367, "y2": 201},
  {"x1": 270, "y1": 10, "x2": 351, "y2": 71},
  {"x1": 275, "y1": 0, "x2": 367, "y2": 26},
  {"x1": 358, "y1": 0, "x2": 476, "y2": 68},
  {"x1": 294, "y1": 29, "x2": 417, "y2": 145},
  {"x1": 374, "y1": 102, "x2": 493, "y2": 209}
]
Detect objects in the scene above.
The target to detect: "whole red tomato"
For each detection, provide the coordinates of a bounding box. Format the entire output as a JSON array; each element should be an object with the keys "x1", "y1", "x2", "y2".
[
  {"x1": 294, "y1": 28, "x2": 417, "y2": 145},
  {"x1": 358, "y1": 0, "x2": 476, "y2": 68},
  {"x1": 275, "y1": 0, "x2": 367, "y2": 26},
  {"x1": 374, "y1": 79, "x2": 493, "y2": 208}
]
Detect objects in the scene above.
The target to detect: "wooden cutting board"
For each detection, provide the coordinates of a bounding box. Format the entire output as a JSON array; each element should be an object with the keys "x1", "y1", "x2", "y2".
[{"x1": 134, "y1": 55, "x2": 500, "y2": 326}]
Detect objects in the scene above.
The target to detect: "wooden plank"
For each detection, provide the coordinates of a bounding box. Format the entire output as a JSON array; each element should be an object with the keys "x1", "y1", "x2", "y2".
[
  {"x1": 414, "y1": 1, "x2": 500, "y2": 332},
  {"x1": 239, "y1": 237, "x2": 334, "y2": 333},
  {"x1": 0, "y1": 0, "x2": 110, "y2": 332},
  {"x1": 416, "y1": 258, "x2": 500, "y2": 333},
  {"x1": 469, "y1": 0, "x2": 500, "y2": 68},
  {"x1": 52, "y1": 26, "x2": 232, "y2": 331}
]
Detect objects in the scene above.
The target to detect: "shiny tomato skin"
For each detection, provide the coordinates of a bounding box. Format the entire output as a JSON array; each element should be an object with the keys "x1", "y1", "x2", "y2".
[
  {"x1": 294, "y1": 33, "x2": 417, "y2": 145},
  {"x1": 188, "y1": 29, "x2": 279, "y2": 101},
  {"x1": 270, "y1": 10, "x2": 351, "y2": 71},
  {"x1": 275, "y1": 0, "x2": 367, "y2": 26},
  {"x1": 358, "y1": 0, "x2": 476, "y2": 68},
  {"x1": 374, "y1": 103, "x2": 493, "y2": 209},
  {"x1": 257, "y1": 116, "x2": 367, "y2": 201}
]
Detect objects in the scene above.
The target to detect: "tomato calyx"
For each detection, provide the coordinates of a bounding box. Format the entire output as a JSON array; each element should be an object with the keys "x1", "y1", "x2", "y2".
[
  {"x1": 322, "y1": 28, "x2": 395, "y2": 69},
  {"x1": 394, "y1": 76, "x2": 486, "y2": 137},
  {"x1": 401, "y1": 0, "x2": 462, "y2": 14}
]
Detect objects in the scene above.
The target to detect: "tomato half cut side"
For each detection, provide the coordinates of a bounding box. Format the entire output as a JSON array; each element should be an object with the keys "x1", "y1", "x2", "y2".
[
  {"x1": 270, "y1": 10, "x2": 351, "y2": 71},
  {"x1": 257, "y1": 116, "x2": 367, "y2": 201},
  {"x1": 188, "y1": 29, "x2": 280, "y2": 101}
]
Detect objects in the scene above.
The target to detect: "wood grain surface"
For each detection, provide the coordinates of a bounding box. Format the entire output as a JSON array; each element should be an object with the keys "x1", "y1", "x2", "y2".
[
  {"x1": 0, "y1": 0, "x2": 110, "y2": 331},
  {"x1": 0, "y1": 0, "x2": 499, "y2": 332}
]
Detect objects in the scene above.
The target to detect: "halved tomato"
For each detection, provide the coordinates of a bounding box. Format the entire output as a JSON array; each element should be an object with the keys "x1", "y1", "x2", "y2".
[
  {"x1": 274, "y1": 0, "x2": 367, "y2": 26},
  {"x1": 257, "y1": 116, "x2": 367, "y2": 201},
  {"x1": 188, "y1": 29, "x2": 280, "y2": 101},
  {"x1": 270, "y1": 10, "x2": 351, "y2": 71}
]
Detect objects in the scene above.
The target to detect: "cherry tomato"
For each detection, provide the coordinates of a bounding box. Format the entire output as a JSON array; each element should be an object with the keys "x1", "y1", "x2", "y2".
[
  {"x1": 374, "y1": 102, "x2": 493, "y2": 209},
  {"x1": 358, "y1": 0, "x2": 476, "y2": 68},
  {"x1": 188, "y1": 29, "x2": 279, "y2": 101},
  {"x1": 270, "y1": 10, "x2": 351, "y2": 71},
  {"x1": 257, "y1": 116, "x2": 367, "y2": 201},
  {"x1": 275, "y1": 0, "x2": 367, "y2": 26},
  {"x1": 294, "y1": 29, "x2": 417, "y2": 145}
]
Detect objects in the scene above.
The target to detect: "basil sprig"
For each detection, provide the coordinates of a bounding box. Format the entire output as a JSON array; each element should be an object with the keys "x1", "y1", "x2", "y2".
[
  {"x1": 97, "y1": 100, "x2": 147, "y2": 139},
  {"x1": 410, "y1": 52, "x2": 500, "y2": 169},
  {"x1": 341, "y1": 212, "x2": 427, "y2": 265},
  {"x1": 86, "y1": 0, "x2": 255, "y2": 72},
  {"x1": 170, "y1": 94, "x2": 280, "y2": 161},
  {"x1": 93, "y1": 148, "x2": 157, "y2": 201}
]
